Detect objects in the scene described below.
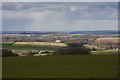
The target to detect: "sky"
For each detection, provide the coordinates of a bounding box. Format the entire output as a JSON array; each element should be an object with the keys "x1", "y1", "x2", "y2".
[
  {"x1": 2, "y1": 2, "x2": 118, "y2": 31},
  {"x1": 2, "y1": 0, "x2": 120, "y2": 2}
]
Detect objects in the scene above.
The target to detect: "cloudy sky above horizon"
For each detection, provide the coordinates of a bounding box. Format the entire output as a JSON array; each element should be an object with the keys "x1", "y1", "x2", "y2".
[{"x1": 2, "y1": 2, "x2": 118, "y2": 31}]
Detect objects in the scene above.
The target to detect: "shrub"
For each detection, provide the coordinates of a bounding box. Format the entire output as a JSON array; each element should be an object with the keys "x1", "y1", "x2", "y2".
[{"x1": 1, "y1": 49, "x2": 18, "y2": 57}]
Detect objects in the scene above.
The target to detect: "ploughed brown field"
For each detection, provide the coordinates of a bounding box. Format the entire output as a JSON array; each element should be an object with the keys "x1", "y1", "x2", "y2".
[{"x1": 95, "y1": 38, "x2": 119, "y2": 43}]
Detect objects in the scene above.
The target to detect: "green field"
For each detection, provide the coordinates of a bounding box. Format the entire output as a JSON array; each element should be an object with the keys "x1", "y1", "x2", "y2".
[
  {"x1": 91, "y1": 50, "x2": 119, "y2": 55},
  {"x1": 2, "y1": 55, "x2": 118, "y2": 78},
  {"x1": 1, "y1": 42, "x2": 56, "y2": 51}
]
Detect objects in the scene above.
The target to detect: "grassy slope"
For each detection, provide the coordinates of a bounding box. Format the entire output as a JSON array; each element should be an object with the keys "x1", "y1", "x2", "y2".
[
  {"x1": 0, "y1": 57, "x2": 1, "y2": 79},
  {"x1": 2, "y1": 55, "x2": 118, "y2": 78}
]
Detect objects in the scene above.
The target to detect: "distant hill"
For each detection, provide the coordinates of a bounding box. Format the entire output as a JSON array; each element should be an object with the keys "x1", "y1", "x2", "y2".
[
  {"x1": 69, "y1": 30, "x2": 119, "y2": 34},
  {"x1": 2, "y1": 31, "x2": 67, "y2": 34},
  {"x1": 2, "y1": 30, "x2": 119, "y2": 34}
]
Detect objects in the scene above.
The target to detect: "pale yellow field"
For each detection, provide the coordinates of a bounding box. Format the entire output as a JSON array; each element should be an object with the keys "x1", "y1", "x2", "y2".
[{"x1": 14, "y1": 42, "x2": 67, "y2": 47}]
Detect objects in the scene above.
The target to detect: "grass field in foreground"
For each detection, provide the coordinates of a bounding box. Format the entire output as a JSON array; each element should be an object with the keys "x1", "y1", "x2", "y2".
[{"x1": 2, "y1": 55, "x2": 118, "y2": 78}]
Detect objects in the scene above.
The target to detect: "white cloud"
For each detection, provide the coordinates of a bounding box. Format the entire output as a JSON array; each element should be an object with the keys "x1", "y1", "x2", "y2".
[
  {"x1": 70, "y1": 5, "x2": 89, "y2": 11},
  {"x1": 2, "y1": 11, "x2": 50, "y2": 19},
  {"x1": 4, "y1": 11, "x2": 117, "y2": 31},
  {"x1": 3, "y1": 11, "x2": 118, "y2": 31},
  {"x1": 24, "y1": 17, "x2": 118, "y2": 31},
  {"x1": 74, "y1": 20, "x2": 118, "y2": 31}
]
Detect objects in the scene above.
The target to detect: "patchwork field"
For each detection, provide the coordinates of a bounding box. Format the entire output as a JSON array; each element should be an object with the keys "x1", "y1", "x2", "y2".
[
  {"x1": 2, "y1": 55, "x2": 118, "y2": 78},
  {"x1": 1, "y1": 42, "x2": 119, "y2": 55}
]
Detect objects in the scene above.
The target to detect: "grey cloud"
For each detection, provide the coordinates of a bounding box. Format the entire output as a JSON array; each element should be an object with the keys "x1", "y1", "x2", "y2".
[
  {"x1": 2, "y1": 2, "x2": 23, "y2": 11},
  {"x1": 2, "y1": 2, "x2": 118, "y2": 31},
  {"x1": 2, "y1": 2, "x2": 118, "y2": 20},
  {"x1": 2, "y1": 2, "x2": 118, "y2": 11},
  {"x1": 2, "y1": 2, "x2": 118, "y2": 21}
]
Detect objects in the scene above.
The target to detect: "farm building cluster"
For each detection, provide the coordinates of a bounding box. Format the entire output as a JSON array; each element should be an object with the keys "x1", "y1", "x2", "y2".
[{"x1": 94, "y1": 38, "x2": 119, "y2": 50}]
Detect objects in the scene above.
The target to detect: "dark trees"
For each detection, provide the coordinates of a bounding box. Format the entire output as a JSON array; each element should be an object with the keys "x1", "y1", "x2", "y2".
[{"x1": 53, "y1": 47, "x2": 91, "y2": 55}]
